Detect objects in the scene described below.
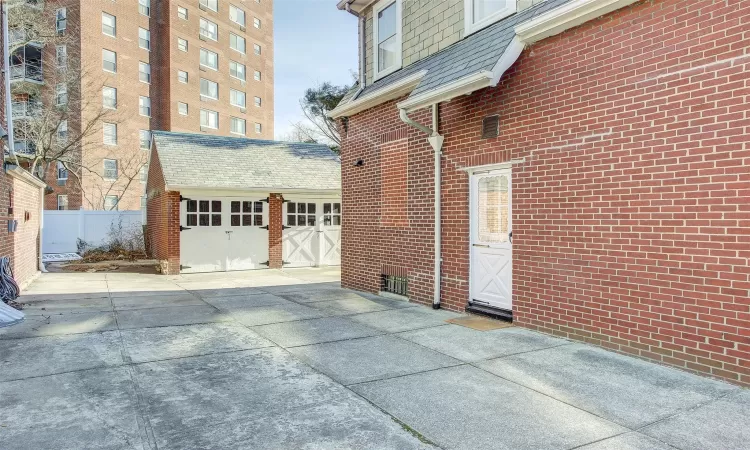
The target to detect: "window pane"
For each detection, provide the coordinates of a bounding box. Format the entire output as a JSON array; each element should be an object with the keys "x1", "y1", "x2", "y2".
[
  {"x1": 254, "y1": 202, "x2": 263, "y2": 213},
  {"x1": 287, "y1": 202, "x2": 295, "y2": 213},
  {"x1": 333, "y1": 203, "x2": 341, "y2": 214},
  {"x1": 308, "y1": 203, "x2": 316, "y2": 214},
  {"x1": 243, "y1": 201, "x2": 253, "y2": 213},
  {"x1": 254, "y1": 215, "x2": 263, "y2": 226},
  {"x1": 324, "y1": 216, "x2": 331, "y2": 226},
  {"x1": 323, "y1": 203, "x2": 331, "y2": 214},
  {"x1": 199, "y1": 200, "x2": 209, "y2": 212},
  {"x1": 200, "y1": 49, "x2": 218, "y2": 69},
  {"x1": 212, "y1": 214, "x2": 221, "y2": 226},
  {"x1": 187, "y1": 200, "x2": 197, "y2": 212},
  {"x1": 242, "y1": 215, "x2": 252, "y2": 226},
  {"x1": 377, "y1": 3, "x2": 396, "y2": 44},
  {"x1": 211, "y1": 200, "x2": 221, "y2": 212},
  {"x1": 200, "y1": 79, "x2": 218, "y2": 98},
  {"x1": 187, "y1": 215, "x2": 197, "y2": 226},
  {"x1": 307, "y1": 215, "x2": 316, "y2": 226},
  {"x1": 287, "y1": 215, "x2": 296, "y2": 226},
  {"x1": 477, "y1": 175, "x2": 509, "y2": 243},
  {"x1": 231, "y1": 215, "x2": 240, "y2": 226},
  {"x1": 298, "y1": 203, "x2": 306, "y2": 214},
  {"x1": 231, "y1": 201, "x2": 240, "y2": 213},
  {"x1": 102, "y1": 13, "x2": 116, "y2": 36},
  {"x1": 473, "y1": 0, "x2": 506, "y2": 22},
  {"x1": 332, "y1": 215, "x2": 341, "y2": 226},
  {"x1": 199, "y1": 214, "x2": 209, "y2": 226}
]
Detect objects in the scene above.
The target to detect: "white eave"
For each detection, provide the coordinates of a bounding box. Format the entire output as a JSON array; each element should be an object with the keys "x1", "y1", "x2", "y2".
[
  {"x1": 7, "y1": 166, "x2": 46, "y2": 189},
  {"x1": 328, "y1": 71, "x2": 426, "y2": 119}
]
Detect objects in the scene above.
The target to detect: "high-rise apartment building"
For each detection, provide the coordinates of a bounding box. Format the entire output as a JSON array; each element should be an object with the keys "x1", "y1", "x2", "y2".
[{"x1": 2, "y1": 0, "x2": 274, "y2": 210}]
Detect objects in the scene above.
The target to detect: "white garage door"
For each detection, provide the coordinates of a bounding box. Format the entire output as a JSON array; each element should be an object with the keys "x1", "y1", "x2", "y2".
[
  {"x1": 180, "y1": 197, "x2": 269, "y2": 273},
  {"x1": 282, "y1": 200, "x2": 341, "y2": 267}
]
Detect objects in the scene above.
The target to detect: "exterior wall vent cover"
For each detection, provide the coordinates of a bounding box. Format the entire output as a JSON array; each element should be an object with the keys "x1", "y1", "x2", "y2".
[{"x1": 481, "y1": 115, "x2": 499, "y2": 139}]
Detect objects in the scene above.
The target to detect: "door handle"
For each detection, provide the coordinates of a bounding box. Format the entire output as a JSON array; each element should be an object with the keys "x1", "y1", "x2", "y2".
[{"x1": 473, "y1": 244, "x2": 490, "y2": 248}]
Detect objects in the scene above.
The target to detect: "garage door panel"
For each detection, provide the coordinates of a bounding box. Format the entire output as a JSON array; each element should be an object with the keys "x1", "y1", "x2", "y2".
[{"x1": 282, "y1": 199, "x2": 341, "y2": 267}]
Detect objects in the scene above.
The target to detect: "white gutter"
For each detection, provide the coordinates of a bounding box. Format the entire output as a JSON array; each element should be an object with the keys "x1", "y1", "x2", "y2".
[
  {"x1": 2, "y1": 3, "x2": 19, "y2": 165},
  {"x1": 329, "y1": 71, "x2": 426, "y2": 119},
  {"x1": 399, "y1": 105, "x2": 444, "y2": 309},
  {"x1": 343, "y1": 1, "x2": 367, "y2": 100}
]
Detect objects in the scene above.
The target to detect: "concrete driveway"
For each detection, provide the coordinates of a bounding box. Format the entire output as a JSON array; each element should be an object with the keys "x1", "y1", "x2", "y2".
[{"x1": 1, "y1": 268, "x2": 748, "y2": 450}]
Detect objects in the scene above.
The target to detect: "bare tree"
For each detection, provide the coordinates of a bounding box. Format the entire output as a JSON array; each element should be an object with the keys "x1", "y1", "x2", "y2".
[{"x1": 290, "y1": 82, "x2": 351, "y2": 151}]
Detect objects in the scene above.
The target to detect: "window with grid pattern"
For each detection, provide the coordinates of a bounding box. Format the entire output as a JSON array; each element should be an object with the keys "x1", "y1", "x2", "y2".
[
  {"x1": 231, "y1": 201, "x2": 263, "y2": 226},
  {"x1": 186, "y1": 200, "x2": 222, "y2": 227}
]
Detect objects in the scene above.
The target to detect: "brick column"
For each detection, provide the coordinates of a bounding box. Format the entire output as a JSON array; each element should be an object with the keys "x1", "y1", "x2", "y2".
[{"x1": 268, "y1": 193, "x2": 284, "y2": 269}]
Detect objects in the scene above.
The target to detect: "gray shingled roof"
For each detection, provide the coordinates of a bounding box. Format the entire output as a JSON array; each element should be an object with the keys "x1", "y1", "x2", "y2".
[
  {"x1": 152, "y1": 132, "x2": 341, "y2": 191},
  {"x1": 338, "y1": 0, "x2": 572, "y2": 108}
]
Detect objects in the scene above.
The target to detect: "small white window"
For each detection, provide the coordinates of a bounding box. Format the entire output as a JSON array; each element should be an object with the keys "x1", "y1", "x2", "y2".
[
  {"x1": 104, "y1": 195, "x2": 119, "y2": 211},
  {"x1": 231, "y1": 117, "x2": 246, "y2": 135},
  {"x1": 254, "y1": 96, "x2": 261, "y2": 107},
  {"x1": 103, "y1": 86, "x2": 117, "y2": 109},
  {"x1": 103, "y1": 123, "x2": 117, "y2": 145},
  {"x1": 199, "y1": 18, "x2": 218, "y2": 40},
  {"x1": 230, "y1": 89, "x2": 246, "y2": 108},
  {"x1": 139, "y1": 96, "x2": 151, "y2": 117},
  {"x1": 200, "y1": 109, "x2": 219, "y2": 129},
  {"x1": 230, "y1": 33, "x2": 246, "y2": 54},
  {"x1": 253, "y1": 17, "x2": 261, "y2": 29},
  {"x1": 254, "y1": 122, "x2": 262, "y2": 134},
  {"x1": 139, "y1": 62, "x2": 151, "y2": 83},
  {"x1": 178, "y1": 6, "x2": 188, "y2": 20},
  {"x1": 200, "y1": 48, "x2": 218, "y2": 70},
  {"x1": 200, "y1": 0, "x2": 218, "y2": 11},
  {"x1": 177, "y1": 38, "x2": 188, "y2": 52},
  {"x1": 57, "y1": 195, "x2": 69, "y2": 210},
  {"x1": 56, "y1": 45, "x2": 67, "y2": 67},
  {"x1": 56, "y1": 8, "x2": 67, "y2": 32},
  {"x1": 465, "y1": 0, "x2": 516, "y2": 35},
  {"x1": 178, "y1": 70, "x2": 188, "y2": 83},
  {"x1": 178, "y1": 102, "x2": 188, "y2": 115},
  {"x1": 139, "y1": 130, "x2": 152, "y2": 149},
  {"x1": 139, "y1": 0, "x2": 151, "y2": 17},
  {"x1": 230, "y1": 61, "x2": 246, "y2": 81},
  {"x1": 102, "y1": 12, "x2": 116, "y2": 37},
  {"x1": 254, "y1": 70, "x2": 261, "y2": 81},
  {"x1": 56, "y1": 84, "x2": 68, "y2": 105},
  {"x1": 200, "y1": 78, "x2": 218, "y2": 99},
  {"x1": 57, "y1": 162, "x2": 68, "y2": 180},
  {"x1": 230, "y1": 5, "x2": 246, "y2": 27},
  {"x1": 139, "y1": 28, "x2": 151, "y2": 50},
  {"x1": 103, "y1": 49, "x2": 117, "y2": 73},
  {"x1": 104, "y1": 159, "x2": 118, "y2": 180},
  {"x1": 372, "y1": 0, "x2": 402, "y2": 80},
  {"x1": 140, "y1": 165, "x2": 148, "y2": 183},
  {"x1": 253, "y1": 43, "x2": 261, "y2": 55},
  {"x1": 58, "y1": 120, "x2": 69, "y2": 140}
]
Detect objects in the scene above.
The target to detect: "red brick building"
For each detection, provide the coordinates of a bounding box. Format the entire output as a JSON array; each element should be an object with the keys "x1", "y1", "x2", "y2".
[{"x1": 331, "y1": 0, "x2": 750, "y2": 386}]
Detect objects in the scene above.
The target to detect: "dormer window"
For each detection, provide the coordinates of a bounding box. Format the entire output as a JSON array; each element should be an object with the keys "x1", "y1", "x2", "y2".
[
  {"x1": 465, "y1": 0, "x2": 516, "y2": 35},
  {"x1": 372, "y1": 0, "x2": 402, "y2": 80}
]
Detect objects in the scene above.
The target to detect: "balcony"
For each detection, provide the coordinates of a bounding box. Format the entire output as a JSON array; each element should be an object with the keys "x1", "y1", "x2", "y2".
[
  {"x1": 11, "y1": 100, "x2": 42, "y2": 119},
  {"x1": 11, "y1": 140, "x2": 36, "y2": 157},
  {"x1": 9, "y1": 63, "x2": 43, "y2": 84}
]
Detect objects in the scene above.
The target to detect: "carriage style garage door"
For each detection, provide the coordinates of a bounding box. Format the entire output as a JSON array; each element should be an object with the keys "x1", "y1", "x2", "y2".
[
  {"x1": 180, "y1": 197, "x2": 269, "y2": 273},
  {"x1": 282, "y1": 199, "x2": 342, "y2": 267}
]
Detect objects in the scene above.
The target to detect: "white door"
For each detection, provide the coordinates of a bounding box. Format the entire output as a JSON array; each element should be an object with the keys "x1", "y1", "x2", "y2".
[
  {"x1": 282, "y1": 199, "x2": 342, "y2": 267},
  {"x1": 320, "y1": 201, "x2": 342, "y2": 265},
  {"x1": 226, "y1": 199, "x2": 269, "y2": 271},
  {"x1": 470, "y1": 169, "x2": 513, "y2": 311},
  {"x1": 180, "y1": 198, "x2": 227, "y2": 273}
]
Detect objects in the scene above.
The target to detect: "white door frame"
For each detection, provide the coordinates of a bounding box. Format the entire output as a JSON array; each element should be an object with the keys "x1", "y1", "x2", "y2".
[{"x1": 282, "y1": 196, "x2": 342, "y2": 267}]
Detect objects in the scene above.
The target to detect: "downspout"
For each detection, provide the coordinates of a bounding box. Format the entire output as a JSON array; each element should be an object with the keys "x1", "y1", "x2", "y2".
[
  {"x1": 399, "y1": 105, "x2": 444, "y2": 309},
  {"x1": 344, "y1": 1, "x2": 366, "y2": 97},
  {"x1": 2, "y1": 2, "x2": 19, "y2": 165}
]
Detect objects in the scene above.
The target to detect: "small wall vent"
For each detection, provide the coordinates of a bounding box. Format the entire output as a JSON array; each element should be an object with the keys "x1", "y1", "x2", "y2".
[{"x1": 481, "y1": 115, "x2": 500, "y2": 139}]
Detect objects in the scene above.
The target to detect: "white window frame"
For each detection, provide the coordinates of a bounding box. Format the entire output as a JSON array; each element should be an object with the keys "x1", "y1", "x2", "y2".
[
  {"x1": 177, "y1": 38, "x2": 188, "y2": 52},
  {"x1": 229, "y1": 60, "x2": 246, "y2": 81},
  {"x1": 58, "y1": 120, "x2": 69, "y2": 141},
  {"x1": 200, "y1": 48, "x2": 219, "y2": 70},
  {"x1": 104, "y1": 195, "x2": 119, "y2": 211},
  {"x1": 230, "y1": 5, "x2": 246, "y2": 27},
  {"x1": 254, "y1": 122, "x2": 262, "y2": 134},
  {"x1": 103, "y1": 86, "x2": 117, "y2": 109},
  {"x1": 200, "y1": 78, "x2": 219, "y2": 100},
  {"x1": 230, "y1": 89, "x2": 246, "y2": 108},
  {"x1": 253, "y1": 43, "x2": 261, "y2": 55},
  {"x1": 178, "y1": 70, "x2": 188, "y2": 83},
  {"x1": 253, "y1": 70, "x2": 261, "y2": 81},
  {"x1": 253, "y1": 17, "x2": 261, "y2": 29},
  {"x1": 178, "y1": 102, "x2": 189, "y2": 115},
  {"x1": 230, "y1": 117, "x2": 246, "y2": 135},
  {"x1": 200, "y1": 109, "x2": 219, "y2": 129},
  {"x1": 103, "y1": 49, "x2": 117, "y2": 73},
  {"x1": 104, "y1": 159, "x2": 118, "y2": 181},
  {"x1": 140, "y1": 130, "x2": 152, "y2": 150},
  {"x1": 177, "y1": 6, "x2": 188, "y2": 20},
  {"x1": 57, "y1": 195, "x2": 69, "y2": 210},
  {"x1": 139, "y1": 61, "x2": 151, "y2": 83},
  {"x1": 230, "y1": 33, "x2": 246, "y2": 54},
  {"x1": 139, "y1": 96, "x2": 151, "y2": 117},
  {"x1": 103, "y1": 123, "x2": 117, "y2": 145},
  {"x1": 139, "y1": 0, "x2": 151, "y2": 17},
  {"x1": 199, "y1": 18, "x2": 218, "y2": 41},
  {"x1": 372, "y1": 0, "x2": 402, "y2": 81},
  {"x1": 139, "y1": 28, "x2": 151, "y2": 51},
  {"x1": 254, "y1": 96, "x2": 261, "y2": 107},
  {"x1": 200, "y1": 0, "x2": 218, "y2": 12},
  {"x1": 56, "y1": 45, "x2": 67, "y2": 67},
  {"x1": 102, "y1": 12, "x2": 116, "y2": 37},
  {"x1": 464, "y1": 0, "x2": 517, "y2": 36},
  {"x1": 57, "y1": 162, "x2": 68, "y2": 181},
  {"x1": 56, "y1": 8, "x2": 67, "y2": 33},
  {"x1": 56, "y1": 84, "x2": 68, "y2": 106}
]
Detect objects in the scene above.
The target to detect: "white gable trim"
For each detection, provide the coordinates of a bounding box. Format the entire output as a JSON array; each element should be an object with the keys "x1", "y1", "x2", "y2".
[{"x1": 328, "y1": 71, "x2": 426, "y2": 118}]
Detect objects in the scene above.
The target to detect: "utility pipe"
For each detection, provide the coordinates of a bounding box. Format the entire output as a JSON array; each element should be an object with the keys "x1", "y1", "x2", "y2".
[
  {"x1": 399, "y1": 105, "x2": 444, "y2": 309},
  {"x1": 2, "y1": 2, "x2": 18, "y2": 164}
]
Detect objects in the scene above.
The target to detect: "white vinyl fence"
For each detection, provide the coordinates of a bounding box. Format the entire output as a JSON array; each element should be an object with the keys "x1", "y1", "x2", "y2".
[{"x1": 43, "y1": 210, "x2": 143, "y2": 254}]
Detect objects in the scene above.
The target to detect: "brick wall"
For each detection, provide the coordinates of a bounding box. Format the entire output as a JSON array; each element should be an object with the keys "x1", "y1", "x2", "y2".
[
  {"x1": 11, "y1": 176, "x2": 41, "y2": 288},
  {"x1": 268, "y1": 194, "x2": 283, "y2": 269},
  {"x1": 341, "y1": 0, "x2": 750, "y2": 386},
  {"x1": 145, "y1": 148, "x2": 180, "y2": 274}
]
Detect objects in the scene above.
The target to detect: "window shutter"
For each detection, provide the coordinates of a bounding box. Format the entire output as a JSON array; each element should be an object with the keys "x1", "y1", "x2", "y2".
[{"x1": 481, "y1": 115, "x2": 500, "y2": 139}]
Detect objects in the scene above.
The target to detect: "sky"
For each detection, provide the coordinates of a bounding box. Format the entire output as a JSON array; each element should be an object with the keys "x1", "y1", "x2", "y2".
[{"x1": 273, "y1": 0, "x2": 359, "y2": 140}]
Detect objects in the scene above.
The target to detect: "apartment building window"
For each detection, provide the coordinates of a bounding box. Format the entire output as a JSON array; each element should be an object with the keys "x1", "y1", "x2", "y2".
[
  {"x1": 104, "y1": 159, "x2": 118, "y2": 180},
  {"x1": 254, "y1": 43, "x2": 261, "y2": 55},
  {"x1": 58, "y1": 120, "x2": 69, "y2": 141},
  {"x1": 178, "y1": 102, "x2": 188, "y2": 115},
  {"x1": 199, "y1": 18, "x2": 218, "y2": 41},
  {"x1": 178, "y1": 38, "x2": 188, "y2": 52},
  {"x1": 229, "y1": 5, "x2": 246, "y2": 27},
  {"x1": 373, "y1": 0, "x2": 402, "y2": 80},
  {"x1": 139, "y1": 0, "x2": 151, "y2": 17},
  {"x1": 230, "y1": 89, "x2": 246, "y2": 108},
  {"x1": 103, "y1": 86, "x2": 117, "y2": 109},
  {"x1": 140, "y1": 165, "x2": 148, "y2": 183},
  {"x1": 56, "y1": 45, "x2": 67, "y2": 67},
  {"x1": 178, "y1": 6, "x2": 188, "y2": 20},
  {"x1": 230, "y1": 33, "x2": 246, "y2": 54},
  {"x1": 140, "y1": 130, "x2": 152, "y2": 149},
  {"x1": 104, "y1": 196, "x2": 119, "y2": 211},
  {"x1": 200, "y1": 0, "x2": 218, "y2": 12},
  {"x1": 139, "y1": 28, "x2": 151, "y2": 50},
  {"x1": 139, "y1": 62, "x2": 151, "y2": 83},
  {"x1": 200, "y1": 109, "x2": 219, "y2": 129},
  {"x1": 103, "y1": 49, "x2": 117, "y2": 73},
  {"x1": 254, "y1": 70, "x2": 261, "y2": 81},
  {"x1": 139, "y1": 96, "x2": 151, "y2": 116},
  {"x1": 57, "y1": 162, "x2": 68, "y2": 181},
  {"x1": 56, "y1": 8, "x2": 67, "y2": 33},
  {"x1": 178, "y1": 70, "x2": 188, "y2": 83},
  {"x1": 200, "y1": 78, "x2": 218, "y2": 99},
  {"x1": 230, "y1": 117, "x2": 246, "y2": 135},
  {"x1": 56, "y1": 84, "x2": 68, "y2": 106},
  {"x1": 230, "y1": 61, "x2": 246, "y2": 81},
  {"x1": 102, "y1": 13, "x2": 116, "y2": 37},
  {"x1": 253, "y1": 17, "x2": 261, "y2": 29},
  {"x1": 254, "y1": 122, "x2": 262, "y2": 134},
  {"x1": 103, "y1": 123, "x2": 117, "y2": 145},
  {"x1": 200, "y1": 48, "x2": 218, "y2": 70},
  {"x1": 254, "y1": 96, "x2": 261, "y2": 107},
  {"x1": 465, "y1": 0, "x2": 516, "y2": 35},
  {"x1": 57, "y1": 195, "x2": 69, "y2": 210}
]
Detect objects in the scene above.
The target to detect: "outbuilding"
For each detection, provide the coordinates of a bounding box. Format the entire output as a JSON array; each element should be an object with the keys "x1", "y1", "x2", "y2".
[{"x1": 145, "y1": 131, "x2": 341, "y2": 274}]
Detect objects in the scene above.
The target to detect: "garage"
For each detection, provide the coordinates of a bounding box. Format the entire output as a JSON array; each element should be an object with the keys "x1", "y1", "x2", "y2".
[{"x1": 145, "y1": 132, "x2": 341, "y2": 275}]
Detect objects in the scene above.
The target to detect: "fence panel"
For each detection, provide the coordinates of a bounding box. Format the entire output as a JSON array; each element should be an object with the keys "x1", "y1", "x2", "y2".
[{"x1": 43, "y1": 210, "x2": 142, "y2": 254}]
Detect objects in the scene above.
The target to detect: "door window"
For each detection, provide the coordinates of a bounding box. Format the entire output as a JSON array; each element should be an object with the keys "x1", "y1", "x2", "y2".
[
  {"x1": 477, "y1": 175, "x2": 510, "y2": 243},
  {"x1": 187, "y1": 200, "x2": 221, "y2": 227},
  {"x1": 287, "y1": 202, "x2": 316, "y2": 226},
  {"x1": 230, "y1": 201, "x2": 264, "y2": 226},
  {"x1": 323, "y1": 203, "x2": 341, "y2": 226}
]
